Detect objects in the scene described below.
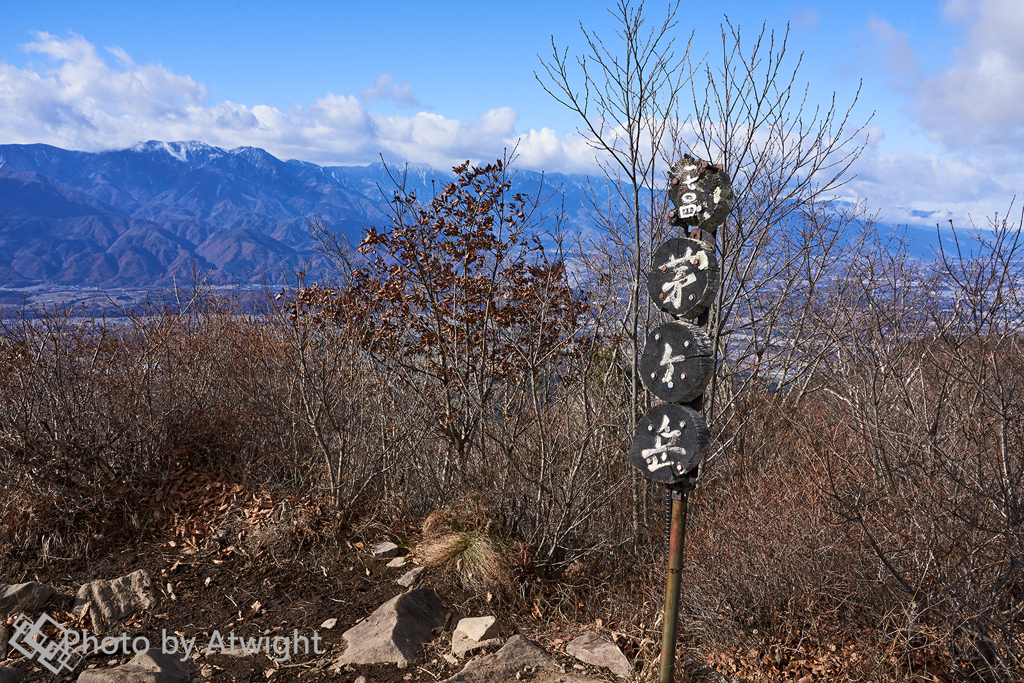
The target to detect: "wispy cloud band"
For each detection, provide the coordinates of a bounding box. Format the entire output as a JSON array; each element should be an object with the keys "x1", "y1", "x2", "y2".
[{"x1": 0, "y1": 31, "x2": 597, "y2": 174}]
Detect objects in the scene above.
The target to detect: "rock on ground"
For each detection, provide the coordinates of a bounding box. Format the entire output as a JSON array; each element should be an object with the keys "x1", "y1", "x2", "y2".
[
  {"x1": 76, "y1": 651, "x2": 189, "y2": 683},
  {"x1": 451, "y1": 631, "x2": 501, "y2": 659},
  {"x1": 387, "y1": 556, "x2": 408, "y2": 568},
  {"x1": 565, "y1": 632, "x2": 631, "y2": 677},
  {"x1": 443, "y1": 635, "x2": 562, "y2": 683},
  {"x1": 0, "y1": 582, "x2": 53, "y2": 616},
  {"x1": 370, "y1": 542, "x2": 401, "y2": 559},
  {"x1": 526, "y1": 675, "x2": 599, "y2": 683},
  {"x1": 455, "y1": 616, "x2": 498, "y2": 642},
  {"x1": 73, "y1": 570, "x2": 156, "y2": 633},
  {"x1": 334, "y1": 588, "x2": 445, "y2": 666},
  {"x1": 396, "y1": 566, "x2": 424, "y2": 588},
  {"x1": 0, "y1": 667, "x2": 21, "y2": 683}
]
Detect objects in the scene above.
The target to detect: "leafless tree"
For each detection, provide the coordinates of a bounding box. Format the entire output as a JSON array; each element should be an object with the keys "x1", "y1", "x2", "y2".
[
  {"x1": 536, "y1": 0, "x2": 691, "y2": 425},
  {"x1": 674, "y1": 19, "x2": 869, "y2": 478},
  {"x1": 537, "y1": 5, "x2": 870, "y2": 487},
  {"x1": 815, "y1": 209, "x2": 1024, "y2": 680}
]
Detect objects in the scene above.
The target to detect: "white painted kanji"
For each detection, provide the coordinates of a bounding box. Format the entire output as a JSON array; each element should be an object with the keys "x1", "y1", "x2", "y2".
[
  {"x1": 677, "y1": 204, "x2": 700, "y2": 218},
  {"x1": 641, "y1": 413, "x2": 688, "y2": 471},
  {"x1": 659, "y1": 246, "x2": 708, "y2": 308},
  {"x1": 679, "y1": 164, "x2": 698, "y2": 188},
  {"x1": 677, "y1": 164, "x2": 700, "y2": 216},
  {"x1": 659, "y1": 342, "x2": 689, "y2": 383}
]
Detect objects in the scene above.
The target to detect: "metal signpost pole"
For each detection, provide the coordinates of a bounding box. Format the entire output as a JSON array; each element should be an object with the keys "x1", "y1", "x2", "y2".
[
  {"x1": 625, "y1": 155, "x2": 731, "y2": 683},
  {"x1": 659, "y1": 481, "x2": 690, "y2": 683}
]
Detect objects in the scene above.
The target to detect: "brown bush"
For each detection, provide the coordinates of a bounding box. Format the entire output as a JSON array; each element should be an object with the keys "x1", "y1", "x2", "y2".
[{"x1": 1, "y1": 167, "x2": 1022, "y2": 681}]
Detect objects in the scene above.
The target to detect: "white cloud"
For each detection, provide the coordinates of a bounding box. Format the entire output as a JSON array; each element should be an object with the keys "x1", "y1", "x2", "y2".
[
  {"x1": 513, "y1": 127, "x2": 597, "y2": 174},
  {"x1": 0, "y1": 32, "x2": 601, "y2": 174},
  {"x1": 0, "y1": 31, "x2": 209, "y2": 145},
  {"x1": 848, "y1": 1, "x2": 1024, "y2": 227},
  {"x1": 794, "y1": 7, "x2": 821, "y2": 31},
  {"x1": 373, "y1": 108, "x2": 522, "y2": 169},
  {"x1": 845, "y1": 145, "x2": 995, "y2": 225},
  {"x1": 866, "y1": 16, "x2": 919, "y2": 87},
  {"x1": 359, "y1": 73, "x2": 423, "y2": 108},
  {"x1": 910, "y1": 0, "x2": 1024, "y2": 152}
]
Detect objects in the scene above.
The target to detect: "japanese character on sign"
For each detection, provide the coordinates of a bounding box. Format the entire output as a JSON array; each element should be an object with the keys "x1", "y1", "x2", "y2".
[
  {"x1": 627, "y1": 403, "x2": 710, "y2": 484},
  {"x1": 647, "y1": 237, "x2": 719, "y2": 318},
  {"x1": 639, "y1": 321, "x2": 714, "y2": 403},
  {"x1": 667, "y1": 155, "x2": 733, "y2": 230},
  {"x1": 641, "y1": 412, "x2": 688, "y2": 472},
  {"x1": 659, "y1": 245, "x2": 709, "y2": 309}
]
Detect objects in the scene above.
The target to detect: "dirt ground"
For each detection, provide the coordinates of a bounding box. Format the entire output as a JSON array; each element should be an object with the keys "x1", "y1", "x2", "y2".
[
  {"x1": 7, "y1": 539, "x2": 414, "y2": 682},
  {"x1": 2, "y1": 469, "x2": 881, "y2": 683},
  {"x1": 0, "y1": 471, "x2": 627, "y2": 683}
]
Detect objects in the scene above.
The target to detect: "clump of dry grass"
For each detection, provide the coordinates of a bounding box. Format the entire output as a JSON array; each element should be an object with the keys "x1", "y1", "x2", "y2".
[{"x1": 418, "y1": 497, "x2": 511, "y2": 597}]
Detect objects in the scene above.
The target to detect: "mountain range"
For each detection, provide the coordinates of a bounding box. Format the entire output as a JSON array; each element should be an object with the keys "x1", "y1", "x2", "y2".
[{"x1": 0, "y1": 141, "x2": 593, "y2": 289}]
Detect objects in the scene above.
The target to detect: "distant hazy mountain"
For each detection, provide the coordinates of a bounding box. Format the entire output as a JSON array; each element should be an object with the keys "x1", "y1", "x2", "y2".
[{"x1": 0, "y1": 141, "x2": 594, "y2": 288}]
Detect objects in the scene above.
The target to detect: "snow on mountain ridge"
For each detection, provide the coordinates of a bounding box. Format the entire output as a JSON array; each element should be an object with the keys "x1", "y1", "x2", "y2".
[
  {"x1": 0, "y1": 140, "x2": 609, "y2": 289},
  {"x1": 229, "y1": 146, "x2": 273, "y2": 158},
  {"x1": 128, "y1": 140, "x2": 225, "y2": 163}
]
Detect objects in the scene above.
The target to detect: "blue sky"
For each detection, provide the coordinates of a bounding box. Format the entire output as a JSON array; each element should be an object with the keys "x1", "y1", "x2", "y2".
[{"x1": 1, "y1": 0, "x2": 1022, "y2": 228}]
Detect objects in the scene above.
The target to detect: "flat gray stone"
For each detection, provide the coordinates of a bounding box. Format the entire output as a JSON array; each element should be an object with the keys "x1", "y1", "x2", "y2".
[
  {"x1": 451, "y1": 631, "x2": 501, "y2": 658},
  {"x1": 443, "y1": 635, "x2": 561, "y2": 683},
  {"x1": 335, "y1": 588, "x2": 445, "y2": 666},
  {"x1": 455, "y1": 616, "x2": 498, "y2": 642},
  {"x1": 501, "y1": 674, "x2": 596, "y2": 683},
  {"x1": 73, "y1": 570, "x2": 156, "y2": 633},
  {"x1": 0, "y1": 582, "x2": 53, "y2": 615},
  {"x1": 387, "y1": 557, "x2": 408, "y2": 568},
  {"x1": 396, "y1": 566, "x2": 424, "y2": 588},
  {"x1": 566, "y1": 632, "x2": 631, "y2": 677},
  {"x1": 76, "y1": 651, "x2": 189, "y2": 683},
  {"x1": 370, "y1": 542, "x2": 401, "y2": 559},
  {"x1": 0, "y1": 667, "x2": 21, "y2": 683}
]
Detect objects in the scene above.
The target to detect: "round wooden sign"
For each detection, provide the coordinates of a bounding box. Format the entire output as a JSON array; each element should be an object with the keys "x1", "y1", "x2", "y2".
[
  {"x1": 667, "y1": 155, "x2": 732, "y2": 232},
  {"x1": 639, "y1": 321, "x2": 714, "y2": 403},
  {"x1": 627, "y1": 404, "x2": 710, "y2": 484},
  {"x1": 647, "y1": 237, "x2": 720, "y2": 318}
]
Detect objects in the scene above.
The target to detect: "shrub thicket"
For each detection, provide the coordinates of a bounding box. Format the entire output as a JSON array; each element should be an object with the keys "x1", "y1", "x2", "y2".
[{"x1": 1, "y1": 163, "x2": 1021, "y2": 681}]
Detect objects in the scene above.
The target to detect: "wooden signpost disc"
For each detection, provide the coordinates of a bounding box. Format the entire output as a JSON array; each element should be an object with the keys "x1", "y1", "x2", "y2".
[
  {"x1": 639, "y1": 321, "x2": 714, "y2": 403},
  {"x1": 667, "y1": 155, "x2": 733, "y2": 232},
  {"x1": 647, "y1": 237, "x2": 721, "y2": 318},
  {"x1": 627, "y1": 404, "x2": 710, "y2": 485}
]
